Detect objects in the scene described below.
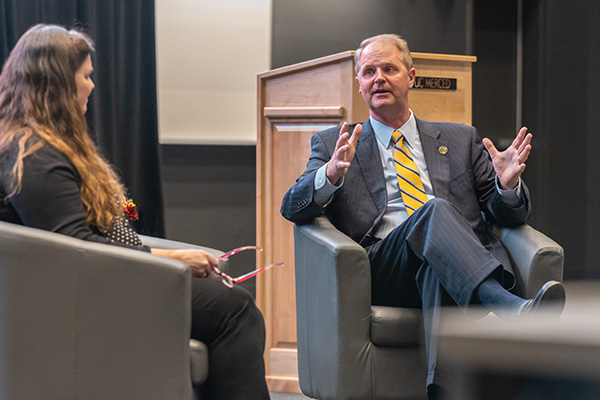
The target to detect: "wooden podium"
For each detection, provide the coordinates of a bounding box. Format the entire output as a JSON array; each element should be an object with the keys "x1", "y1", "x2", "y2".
[{"x1": 256, "y1": 51, "x2": 476, "y2": 392}]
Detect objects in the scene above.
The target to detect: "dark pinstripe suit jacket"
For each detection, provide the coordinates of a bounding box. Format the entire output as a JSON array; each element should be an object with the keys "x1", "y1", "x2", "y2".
[{"x1": 281, "y1": 118, "x2": 531, "y2": 278}]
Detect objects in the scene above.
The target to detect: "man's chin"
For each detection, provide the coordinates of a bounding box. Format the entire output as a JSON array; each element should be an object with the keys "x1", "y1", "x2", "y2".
[
  {"x1": 369, "y1": 99, "x2": 395, "y2": 110},
  {"x1": 372, "y1": 92, "x2": 392, "y2": 100}
]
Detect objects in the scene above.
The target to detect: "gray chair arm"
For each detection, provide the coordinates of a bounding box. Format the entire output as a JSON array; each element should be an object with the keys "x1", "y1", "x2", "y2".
[
  {"x1": 139, "y1": 234, "x2": 224, "y2": 257},
  {"x1": 0, "y1": 222, "x2": 194, "y2": 400},
  {"x1": 140, "y1": 234, "x2": 227, "y2": 272},
  {"x1": 189, "y1": 339, "x2": 209, "y2": 385},
  {"x1": 495, "y1": 224, "x2": 564, "y2": 299},
  {"x1": 139, "y1": 234, "x2": 223, "y2": 388},
  {"x1": 294, "y1": 216, "x2": 374, "y2": 400}
]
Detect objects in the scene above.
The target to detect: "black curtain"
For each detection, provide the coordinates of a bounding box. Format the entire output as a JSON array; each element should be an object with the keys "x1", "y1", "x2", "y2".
[
  {"x1": 0, "y1": 0, "x2": 165, "y2": 236},
  {"x1": 522, "y1": 0, "x2": 600, "y2": 279}
]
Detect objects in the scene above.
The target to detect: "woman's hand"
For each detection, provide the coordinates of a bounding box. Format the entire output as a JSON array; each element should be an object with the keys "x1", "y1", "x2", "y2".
[{"x1": 151, "y1": 248, "x2": 220, "y2": 278}]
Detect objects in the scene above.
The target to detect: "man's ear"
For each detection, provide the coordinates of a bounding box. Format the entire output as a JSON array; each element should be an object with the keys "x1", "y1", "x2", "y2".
[{"x1": 408, "y1": 67, "x2": 416, "y2": 88}]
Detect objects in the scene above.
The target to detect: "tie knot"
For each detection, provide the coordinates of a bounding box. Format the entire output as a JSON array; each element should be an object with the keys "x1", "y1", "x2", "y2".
[{"x1": 392, "y1": 130, "x2": 403, "y2": 144}]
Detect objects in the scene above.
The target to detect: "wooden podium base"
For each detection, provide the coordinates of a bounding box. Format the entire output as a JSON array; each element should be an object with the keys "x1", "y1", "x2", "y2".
[
  {"x1": 266, "y1": 348, "x2": 301, "y2": 393},
  {"x1": 267, "y1": 376, "x2": 301, "y2": 394}
]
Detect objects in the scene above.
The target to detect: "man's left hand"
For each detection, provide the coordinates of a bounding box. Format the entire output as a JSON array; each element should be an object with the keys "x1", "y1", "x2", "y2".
[{"x1": 482, "y1": 127, "x2": 532, "y2": 190}]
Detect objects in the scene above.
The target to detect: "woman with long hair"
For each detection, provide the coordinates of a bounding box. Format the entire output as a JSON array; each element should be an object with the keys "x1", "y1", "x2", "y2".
[{"x1": 0, "y1": 24, "x2": 269, "y2": 400}]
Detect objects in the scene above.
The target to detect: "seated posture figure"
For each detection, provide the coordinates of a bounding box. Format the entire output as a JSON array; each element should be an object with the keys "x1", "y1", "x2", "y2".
[
  {"x1": 280, "y1": 33, "x2": 565, "y2": 400},
  {"x1": 0, "y1": 24, "x2": 269, "y2": 400}
]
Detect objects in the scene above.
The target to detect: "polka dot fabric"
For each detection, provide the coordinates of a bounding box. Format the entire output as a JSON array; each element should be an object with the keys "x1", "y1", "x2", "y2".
[{"x1": 105, "y1": 215, "x2": 143, "y2": 247}]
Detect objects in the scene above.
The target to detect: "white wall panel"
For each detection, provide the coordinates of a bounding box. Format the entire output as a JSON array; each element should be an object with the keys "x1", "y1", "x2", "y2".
[{"x1": 156, "y1": 0, "x2": 271, "y2": 144}]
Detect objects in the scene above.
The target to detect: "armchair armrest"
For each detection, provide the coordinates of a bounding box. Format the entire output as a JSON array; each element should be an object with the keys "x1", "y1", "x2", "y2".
[
  {"x1": 294, "y1": 216, "x2": 374, "y2": 400},
  {"x1": 495, "y1": 224, "x2": 564, "y2": 299},
  {"x1": 139, "y1": 235, "x2": 224, "y2": 257},
  {"x1": 139, "y1": 234, "x2": 222, "y2": 387},
  {"x1": 139, "y1": 234, "x2": 226, "y2": 271}
]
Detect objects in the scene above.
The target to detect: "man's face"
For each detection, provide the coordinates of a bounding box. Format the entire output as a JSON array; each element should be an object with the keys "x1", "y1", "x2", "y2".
[{"x1": 355, "y1": 41, "x2": 415, "y2": 117}]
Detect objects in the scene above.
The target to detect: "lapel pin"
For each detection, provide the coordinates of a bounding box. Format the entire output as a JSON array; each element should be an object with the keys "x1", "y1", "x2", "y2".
[{"x1": 438, "y1": 145, "x2": 448, "y2": 155}]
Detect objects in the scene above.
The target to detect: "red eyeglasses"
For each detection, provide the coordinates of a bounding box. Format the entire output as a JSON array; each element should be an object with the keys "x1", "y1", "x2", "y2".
[{"x1": 212, "y1": 246, "x2": 284, "y2": 288}]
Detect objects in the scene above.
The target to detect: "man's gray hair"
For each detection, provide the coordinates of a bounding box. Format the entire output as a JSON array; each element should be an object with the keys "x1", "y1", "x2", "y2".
[{"x1": 354, "y1": 34, "x2": 414, "y2": 74}]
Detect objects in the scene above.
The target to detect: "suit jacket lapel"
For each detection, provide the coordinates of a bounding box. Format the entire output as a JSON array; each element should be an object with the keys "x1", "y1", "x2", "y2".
[
  {"x1": 353, "y1": 120, "x2": 387, "y2": 215},
  {"x1": 417, "y1": 118, "x2": 450, "y2": 200}
]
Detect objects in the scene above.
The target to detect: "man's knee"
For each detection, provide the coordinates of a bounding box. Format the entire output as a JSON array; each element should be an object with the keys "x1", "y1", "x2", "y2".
[
  {"x1": 416, "y1": 199, "x2": 467, "y2": 229},
  {"x1": 420, "y1": 198, "x2": 456, "y2": 214}
]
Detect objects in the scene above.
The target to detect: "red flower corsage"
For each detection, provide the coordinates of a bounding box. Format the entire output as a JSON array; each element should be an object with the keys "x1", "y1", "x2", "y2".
[{"x1": 122, "y1": 199, "x2": 139, "y2": 221}]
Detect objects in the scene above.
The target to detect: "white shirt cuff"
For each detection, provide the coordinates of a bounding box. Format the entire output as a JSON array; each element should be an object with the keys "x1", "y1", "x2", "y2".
[
  {"x1": 495, "y1": 175, "x2": 523, "y2": 207},
  {"x1": 314, "y1": 163, "x2": 343, "y2": 206}
]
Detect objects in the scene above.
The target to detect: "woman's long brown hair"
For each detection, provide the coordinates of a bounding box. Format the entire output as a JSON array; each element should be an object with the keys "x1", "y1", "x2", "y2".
[{"x1": 0, "y1": 24, "x2": 126, "y2": 232}]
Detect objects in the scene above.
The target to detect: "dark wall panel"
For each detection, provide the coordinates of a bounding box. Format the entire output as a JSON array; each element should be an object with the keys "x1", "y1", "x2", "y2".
[
  {"x1": 161, "y1": 145, "x2": 258, "y2": 294},
  {"x1": 522, "y1": 0, "x2": 600, "y2": 279},
  {"x1": 472, "y1": 1, "x2": 517, "y2": 146},
  {"x1": 272, "y1": 0, "x2": 473, "y2": 68}
]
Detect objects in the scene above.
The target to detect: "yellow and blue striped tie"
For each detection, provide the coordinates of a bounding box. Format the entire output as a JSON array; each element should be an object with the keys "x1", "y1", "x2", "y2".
[{"x1": 392, "y1": 130, "x2": 428, "y2": 215}]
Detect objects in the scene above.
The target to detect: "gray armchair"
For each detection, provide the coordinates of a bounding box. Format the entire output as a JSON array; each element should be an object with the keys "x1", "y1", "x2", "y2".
[
  {"x1": 293, "y1": 216, "x2": 564, "y2": 400},
  {"x1": 0, "y1": 221, "x2": 220, "y2": 400}
]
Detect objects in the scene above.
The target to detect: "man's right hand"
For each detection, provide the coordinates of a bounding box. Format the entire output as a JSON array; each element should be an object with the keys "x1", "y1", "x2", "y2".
[{"x1": 325, "y1": 122, "x2": 362, "y2": 184}]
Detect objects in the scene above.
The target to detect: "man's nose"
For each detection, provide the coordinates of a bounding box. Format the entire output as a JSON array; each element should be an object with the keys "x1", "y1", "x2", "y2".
[{"x1": 374, "y1": 68, "x2": 385, "y2": 82}]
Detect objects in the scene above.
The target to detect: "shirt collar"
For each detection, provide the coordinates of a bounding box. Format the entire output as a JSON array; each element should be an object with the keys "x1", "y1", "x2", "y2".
[{"x1": 371, "y1": 109, "x2": 418, "y2": 149}]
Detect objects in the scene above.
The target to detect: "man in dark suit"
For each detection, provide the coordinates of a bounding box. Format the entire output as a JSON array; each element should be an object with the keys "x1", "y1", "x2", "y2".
[{"x1": 280, "y1": 34, "x2": 565, "y2": 399}]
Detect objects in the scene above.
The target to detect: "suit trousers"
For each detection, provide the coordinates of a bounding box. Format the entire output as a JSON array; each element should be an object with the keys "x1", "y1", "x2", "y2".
[
  {"x1": 190, "y1": 278, "x2": 270, "y2": 400},
  {"x1": 366, "y1": 198, "x2": 504, "y2": 389}
]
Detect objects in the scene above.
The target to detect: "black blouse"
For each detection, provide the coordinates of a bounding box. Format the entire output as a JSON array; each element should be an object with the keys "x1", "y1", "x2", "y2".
[{"x1": 0, "y1": 144, "x2": 149, "y2": 252}]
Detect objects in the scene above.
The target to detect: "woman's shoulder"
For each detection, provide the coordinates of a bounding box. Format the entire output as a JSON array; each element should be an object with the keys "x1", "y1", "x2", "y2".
[
  {"x1": 31, "y1": 142, "x2": 69, "y2": 161},
  {"x1": 1, "y1": 137, "x2": 70, "y2": 164},
  {"x1": 12, "y1": 142, "x2": 80, "y2": 185},
  {"x1": 25, "y1": 142, "x2": 74, "y2": 170}
]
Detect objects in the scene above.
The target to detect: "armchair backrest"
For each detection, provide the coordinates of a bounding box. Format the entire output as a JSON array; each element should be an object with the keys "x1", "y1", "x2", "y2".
[{"x1": 0, "y1": 221, "x2": 193, "y2": 400}]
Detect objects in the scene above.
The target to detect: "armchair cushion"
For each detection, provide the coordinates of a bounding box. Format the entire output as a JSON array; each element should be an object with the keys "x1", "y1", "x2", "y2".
[
  {"x1": 371, "y1": 306, "x2": 423, "y2": 347},
  {"x1": 189, "y1": 339, "x2": 209, "y2": 385}
]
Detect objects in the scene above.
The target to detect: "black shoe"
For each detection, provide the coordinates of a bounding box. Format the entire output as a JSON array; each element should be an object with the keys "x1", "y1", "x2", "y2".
[
  {"x1": 427, "y1": 383, "x2": 448, "y2": 400},
  {"x1": 519, "y1": 280, "x2": 566, "y2": 316}
]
